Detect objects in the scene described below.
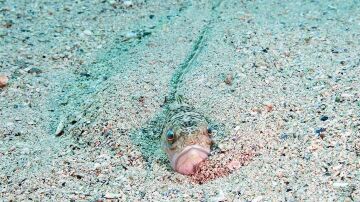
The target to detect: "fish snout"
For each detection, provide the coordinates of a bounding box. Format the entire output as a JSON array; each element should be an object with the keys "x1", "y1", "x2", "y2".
[{"x1": 172, "y1": 145, "x2": 210, "y2": 175}]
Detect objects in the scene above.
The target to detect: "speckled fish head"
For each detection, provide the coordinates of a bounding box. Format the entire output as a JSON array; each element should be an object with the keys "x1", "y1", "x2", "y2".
[{"x1": 162, "y1": 104, "x2": 212, "y2": 175}]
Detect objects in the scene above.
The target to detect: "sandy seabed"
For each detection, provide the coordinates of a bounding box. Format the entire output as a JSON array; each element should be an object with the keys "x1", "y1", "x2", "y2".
[{"x1": 0, "y1": 0, "x2": 359, "y2": 201}]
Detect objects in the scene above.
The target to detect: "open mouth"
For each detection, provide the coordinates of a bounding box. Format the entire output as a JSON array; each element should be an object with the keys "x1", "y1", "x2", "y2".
[{"x1": 171, "y1": 145, "x2": 210, "y2": 175}]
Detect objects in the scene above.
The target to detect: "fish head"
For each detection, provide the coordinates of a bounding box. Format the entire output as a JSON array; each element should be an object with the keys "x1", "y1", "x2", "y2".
[{"x1": 163, "y1": 123, "x2": 212, "y2": 175}]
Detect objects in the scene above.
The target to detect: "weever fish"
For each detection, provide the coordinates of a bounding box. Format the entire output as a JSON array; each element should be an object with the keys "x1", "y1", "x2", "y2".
[
  {"x1": 161, "y1": 96, "x2": 213, "y2": 175},
  {"x1": 160, "y1": 0, "x2": 223, "y2": 175}
]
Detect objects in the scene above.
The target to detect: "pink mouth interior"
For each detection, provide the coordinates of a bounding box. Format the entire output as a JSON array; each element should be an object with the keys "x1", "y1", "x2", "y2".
[{"x1": 172, "y1": 146, "x2": 210, "y2": 175}]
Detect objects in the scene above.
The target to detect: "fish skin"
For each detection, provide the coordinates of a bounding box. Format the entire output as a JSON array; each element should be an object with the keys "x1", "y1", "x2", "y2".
[{"x1": 161, "y1": 102, "x2": 212, "y2": 174}]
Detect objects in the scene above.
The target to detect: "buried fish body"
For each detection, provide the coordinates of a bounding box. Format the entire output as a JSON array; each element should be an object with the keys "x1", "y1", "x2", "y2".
[{"x1": 162, "y1": 102, "x2": 212, "y2": 175}]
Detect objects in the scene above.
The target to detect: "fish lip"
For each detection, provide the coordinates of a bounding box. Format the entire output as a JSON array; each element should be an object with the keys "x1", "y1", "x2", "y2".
[{"x1": 171, "y1": 145, "x2": 210, "y2": 172}]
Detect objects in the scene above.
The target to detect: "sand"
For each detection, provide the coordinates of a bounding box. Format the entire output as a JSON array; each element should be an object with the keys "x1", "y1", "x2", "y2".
[{"x1": 0, "y1": 0, "x2": 359, "y2": 201}]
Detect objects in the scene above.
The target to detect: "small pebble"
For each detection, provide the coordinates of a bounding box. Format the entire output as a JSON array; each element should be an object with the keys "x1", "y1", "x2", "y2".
[
  {"x1": 94, "y1": 163, "x2": 101, "y2": 169},
  {"x1": 108, "y1": 0, "x2": 116, "y2": 4},
  {"x1": 217, "y1": 143, "x2": 230, "y2": 152},
  {"x1": 0, "y1": 30, "x2": 7, "y2": 37},
  {"x1": 27, "y1": 120, "x2": 36, "y2": 125},
  {"x1": 224, "y1": 74, "x2": 233, "y2": 85},
  {"x1": 227, "y1": 160, "x2": 241, "y2": 170},
  {"x1": 21, "y1": 148, "x2": 30, "y2": 155},
  {"x1": 252, "y1": 196, "x2": 264, "y2": 202},
  {"x1": 4, "y1": 21, "x2": 13, "y2": 28},
  {"x1": 234, "y1": 125, "x2": 241, "y2": 131},
  {"x1": 333, "y1": 182, "x2": 348, "y2": 188},
  {"x1": 341, "y1": 93, "x2": 353, "y2": 99},
  {"x1": 332, "y1": 164, "x2": 343, "y2": 171},
  {"x1": 0, "y1": 75, "x2": 9, "y2": 88},
  {"x1": 55, "y1": 119, "x2": 65, "y2": 136},
  {"x1": 210, "y1": 190, "x2": 226, "y2": 201},
  {"x1": 124, "y1": 31, "x2": 138, "y2": 39},
  {"x1": 83, "y1": 30, "x2": 92, "y2": 36},
  {"x1": 104, "y1": 192, "x2": 123, "y2": 199},
  {"x1": 264, "y1": 103, "x2": 273, "y2": 112},
  {"x1": 9, "y1": 146, "x2": 16, "y2": 152}
]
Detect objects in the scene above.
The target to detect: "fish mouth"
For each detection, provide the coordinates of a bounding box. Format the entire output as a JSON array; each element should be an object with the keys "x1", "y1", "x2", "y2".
[{"x1": 171, "y1": 145, "x2": 210, "y2": 175}]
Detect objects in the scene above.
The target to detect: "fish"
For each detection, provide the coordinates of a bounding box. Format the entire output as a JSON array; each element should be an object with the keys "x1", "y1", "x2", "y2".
[{"x1": 161, "y1": 99, "x2": 213, "y2": 175}]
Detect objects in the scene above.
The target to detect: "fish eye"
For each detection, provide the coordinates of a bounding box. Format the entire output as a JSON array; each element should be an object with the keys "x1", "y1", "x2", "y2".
[
  {"x1": 167, "y1": 129, "x2": 174, "y2": 141},
  {"x1": 207, "y1": 126, "x2": 213, "y2": 134}
]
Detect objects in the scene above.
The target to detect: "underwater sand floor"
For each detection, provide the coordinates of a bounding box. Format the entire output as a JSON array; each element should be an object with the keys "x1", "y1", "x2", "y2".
[{"x1": 1, "y1": 0, "x2": 359, "y2": 201}]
